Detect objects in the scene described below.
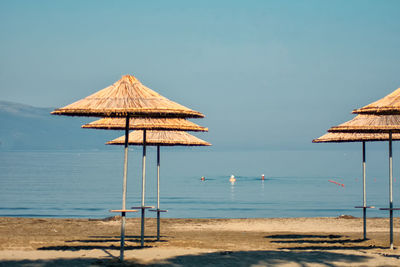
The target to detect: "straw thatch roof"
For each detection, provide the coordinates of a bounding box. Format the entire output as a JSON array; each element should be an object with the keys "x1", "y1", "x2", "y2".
[
  {"x1": 328, "y1": 114, "x2": 400, "y2": 133},
  {"x1": 107, "y1": 130, "x2": 211, "y2": 146},
  {"x1": 51, "y1": 75, "x2": 204, "y2": 118},
  {"x1": 353, "y1": 88, "x2": 400, "y2": 115},
  {"x1": 313, "y1": 132, "x2": 400, "y2": 143},
  {"x1": 82, "y1": 118, "x2": 208, "y2": 132}
]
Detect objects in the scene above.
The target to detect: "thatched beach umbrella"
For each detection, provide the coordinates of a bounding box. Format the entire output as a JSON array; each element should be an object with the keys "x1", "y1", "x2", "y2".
[
  {"x1": 328, "y1": 114, "x2": 400, "y2": 249},
  {"x1": 351, "y1": 89, "x2": 400, "y2": 249},
  {"x1": 313, "y1": 131, "x2": 400, "y2": 240},
  {"x1": 51, "y1": 75, "x2": 204, "y2": 118},
  {"x1": 107, "y1": 130, "x2": 211, "y2": 241},
  {"x1": 52, "y1": 75, "x2": 204, "y2": 260},
  {"x1": 353, "y1": 88, "x2": 400, "y2": 115},
  {"x1": 82, "y1": 118, "x2": 208, "y2": 247}
]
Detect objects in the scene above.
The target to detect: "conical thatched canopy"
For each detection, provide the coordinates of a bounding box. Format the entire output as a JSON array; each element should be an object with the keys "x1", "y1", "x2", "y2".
[
  {"x1": 51, "y1": 75, "x2": 204, "y2": 118},
  {"x1": 354, "y1": 88, "x2": 400, "y2": 115},
  {"x1": 107, "y1": 130, "x2": 211, "y2": 146},
  {"x1": 313, "y1": 132, "x2": 400, "y2": 143},
  {"x1": 328, "y1": 114, "x2": 400, "y2": 133},
  {"x1": 82, "y1": 118, "x2": 208, "y2": 132}
]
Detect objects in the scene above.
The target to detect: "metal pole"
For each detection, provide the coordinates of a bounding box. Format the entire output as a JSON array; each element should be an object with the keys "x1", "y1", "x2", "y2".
[
  {"x1": 362, "y1": 141, "x2": 367, "y2": 240},
  {"x1": 157, "y1": 145, "x2": 161, "y2": 241},
  {"x1": 389, "y1": 131, "x2": 394, "y2": 249},
  {"x1": 141, "y1": 130, "x2": 147, "y2": 247},
  {"x1": 120, "y1": 116, "x2": 130, "y2": 261}
]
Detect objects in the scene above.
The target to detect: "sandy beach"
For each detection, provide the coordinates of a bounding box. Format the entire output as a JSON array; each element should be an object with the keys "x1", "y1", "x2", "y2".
[{"x1": 0, "y1": 216, "x2": 400, "y2": 266}]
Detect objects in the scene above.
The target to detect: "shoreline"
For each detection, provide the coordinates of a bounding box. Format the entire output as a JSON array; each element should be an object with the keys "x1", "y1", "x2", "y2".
[
  {"x1": 1, "y1": 217, "x2": 400, "y2": 266},
  {"x1": 1, "y1": 216, "x2": 388, "y2": 220}
]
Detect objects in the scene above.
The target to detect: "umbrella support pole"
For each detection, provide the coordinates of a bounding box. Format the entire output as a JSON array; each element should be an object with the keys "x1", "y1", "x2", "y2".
[
  {"x1": 355, "y1": 143, "x2": 375, "y2": 240},
  {"x1": 377, "y1": 132, "x2": 396, "y2": 249},
  {"x1": 363, "y1": 207, "x2": 366, "y2": 239},
  {"x1": 121, "y1": 116, "x2": 130, "y2": 261},
  {"x1": 389, "y1": 131, "x2": 393, "y2": 250},
  {"x1": 133, "y1": 132, "x2": 154, "y2": 248},
  {"x1": 157, "y1": 146, "x2": 161, "y2": 241},
  {"x1": 149, "y1": 146, "x2": 167, "y2": 241},
  {"x1": 141, "y1": 130, "x2": 147, "y2": 248},
  {"x1": 141, "y1": 208, "x2": 145, "y2": 247},
  {"x1": 120, "y1": 212, "x2": 126, "y2": 260},
  {"x1": 363, "y1": 142, "x2": 367, "y2": 240},
  {"x1": 157, "y1": 210, "x2": 161, "y2": 241}
]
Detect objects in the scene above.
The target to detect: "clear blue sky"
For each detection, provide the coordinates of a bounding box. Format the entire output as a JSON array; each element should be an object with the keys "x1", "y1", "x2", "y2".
[{"x1": 1, "y1": 0, "x2": 400, "y2": 150}]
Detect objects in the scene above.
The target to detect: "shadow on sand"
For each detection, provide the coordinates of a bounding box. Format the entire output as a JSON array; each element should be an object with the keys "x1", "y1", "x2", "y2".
[
  {"x1": 37, "y1": 244, "x2": 152, "y2": 251},
  {"x1": 37, "y1": 235, "x2": 168, "y2": 251},
  {"x1": 0, "y1": 250, "x2": 373, "y2": 267},
  {"x1": 63, "y1": 235, "x2": 168, "y2": 244},
  {"x1": 265, "y1": 234, "x2": 387, "y2": 250},
  {"x1": 267, "y1": 234, "x2": 342, "y2": 239},
  {"x1": 3, "y1": 234, "x2": 394, "y2": 266}
]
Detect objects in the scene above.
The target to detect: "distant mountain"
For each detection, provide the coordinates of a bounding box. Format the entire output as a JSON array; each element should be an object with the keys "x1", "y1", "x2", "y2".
[{"x1": 0, "y1": 101, "x2": 119, "y2": 150}]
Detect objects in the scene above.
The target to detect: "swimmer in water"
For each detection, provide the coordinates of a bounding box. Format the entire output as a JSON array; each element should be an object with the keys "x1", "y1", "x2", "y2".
[
  {"x1": 201, "y1": 176, "x2": 205, "y2": 181},
  {"x1": 261, "y1": 174, "x2": 265, "y2": 180},
  {"x1": 229, "y1": 175, "x2": 236, "y2": 183}
]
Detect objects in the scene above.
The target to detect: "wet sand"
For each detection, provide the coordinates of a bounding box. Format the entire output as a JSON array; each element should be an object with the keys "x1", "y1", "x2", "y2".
[{"x1": 1, "y1": 216, "x2": 400, "y2": 266}]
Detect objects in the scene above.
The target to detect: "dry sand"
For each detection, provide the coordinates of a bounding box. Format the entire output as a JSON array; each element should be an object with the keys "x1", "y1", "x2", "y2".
[{"x1": 1, "y1": 216, "x2": 400, "y2": 266}]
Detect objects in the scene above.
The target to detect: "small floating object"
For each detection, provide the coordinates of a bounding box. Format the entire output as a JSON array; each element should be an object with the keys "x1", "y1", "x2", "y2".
[
  {"x1": 201, "y1": 176, "x2": 205, "y2": 181},
  {"x1": 328, "y1": 179, "x2": 345, "y2": 187},
  {"x1": 261, "y1": 174, "x2": 265, "y2": 180},
  {"x1": 229, "y1": 175, "x2": 236, "y2": 183}
]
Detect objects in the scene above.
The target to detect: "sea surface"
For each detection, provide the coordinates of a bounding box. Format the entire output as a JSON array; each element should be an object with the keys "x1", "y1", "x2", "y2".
[{"x1": 0, "y1": 148, "x2": 398, "y2": 219}]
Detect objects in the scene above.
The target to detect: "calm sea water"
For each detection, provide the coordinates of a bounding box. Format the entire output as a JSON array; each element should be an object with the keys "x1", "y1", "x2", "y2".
[{"x1": 0, "y1": 148, "x2": 398, "y2": 218}]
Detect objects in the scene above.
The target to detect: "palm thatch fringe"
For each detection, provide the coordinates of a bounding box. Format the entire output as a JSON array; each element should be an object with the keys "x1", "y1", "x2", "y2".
[
  {"x1": 52, "y1": 75, "x2": 204, "y2": 118},
  {"x1": 82, "y1": 118, "x2": 208, "y2": 132},
  {"x1": 328, "y1": 114, "x2": 400, "y2": 133},
  {"x1": 107, "y1": 130, "x2": 211, "y2": 146},
  {"x1": 313, "y1": 132, "x2": 400, "y2": 143}
]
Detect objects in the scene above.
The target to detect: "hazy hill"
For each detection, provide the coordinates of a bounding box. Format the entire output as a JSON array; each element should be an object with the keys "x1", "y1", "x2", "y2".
[{"x1": 0, "y1": 101, "x2": 118, "y2": 150}]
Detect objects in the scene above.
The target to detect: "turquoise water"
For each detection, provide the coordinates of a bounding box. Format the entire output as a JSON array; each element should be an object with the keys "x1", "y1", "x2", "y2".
[{"x1": 0, "y1": 149, "x2": 397, "y2": 218}]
